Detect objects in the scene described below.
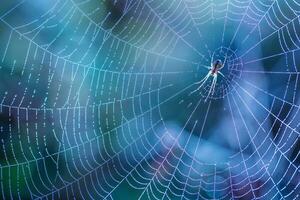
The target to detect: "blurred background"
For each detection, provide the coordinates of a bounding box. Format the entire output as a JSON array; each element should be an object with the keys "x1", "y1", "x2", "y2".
[{"x1": 0, "y1": 0, "x2": 299, "y2": 199}]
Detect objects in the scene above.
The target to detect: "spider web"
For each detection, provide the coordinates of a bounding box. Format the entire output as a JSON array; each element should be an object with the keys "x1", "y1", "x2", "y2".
[{"x1": 0, "y1": 0, "x2": 299, "y2": 199}]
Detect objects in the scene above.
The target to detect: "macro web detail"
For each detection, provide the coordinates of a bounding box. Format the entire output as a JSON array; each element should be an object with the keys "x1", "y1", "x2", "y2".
[
  {"x1": 0, "y1": 0, "x2": 299, "y2": 199},
  {"x1": 191, "y1": 46, "x2": 243, "y2": 101}
]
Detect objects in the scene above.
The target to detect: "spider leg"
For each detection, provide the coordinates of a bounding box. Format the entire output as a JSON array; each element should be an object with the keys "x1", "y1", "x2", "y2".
[
  {"x1": 221, "y1": 55, "x2": 228, "y2": 70},
  {"x1": 212, "y1": 75, "x2": 217, "y2": 94},
  {"x1": 198, "y1": 63, "x2": 211, "y2": 70},
  {"x1": 190, "y1": 72, "x2": 211, "y2": 95},
  {"x1": 218, "y1": 71, "x2": 225, "y2": 78},
  {"x1": 203, "y1": 65, "x2": 211, "y2": 70},
  {"x1": 194, "y1": 72, "x2": 211, "y2": 85},
  {"x1": 211, "y1": 51, "x2": 215, "y2": 65},
  {"x1": 223, "y1": 57, "x2": 227, "y2": 66},
  {"x1": 205, "y1": 74, "x2": 217, "y2": 102}
]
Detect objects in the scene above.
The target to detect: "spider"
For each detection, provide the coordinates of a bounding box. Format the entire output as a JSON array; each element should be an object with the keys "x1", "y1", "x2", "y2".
[{"x1": 191, "y1": 57, "x2": 227, "y2": 102}]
